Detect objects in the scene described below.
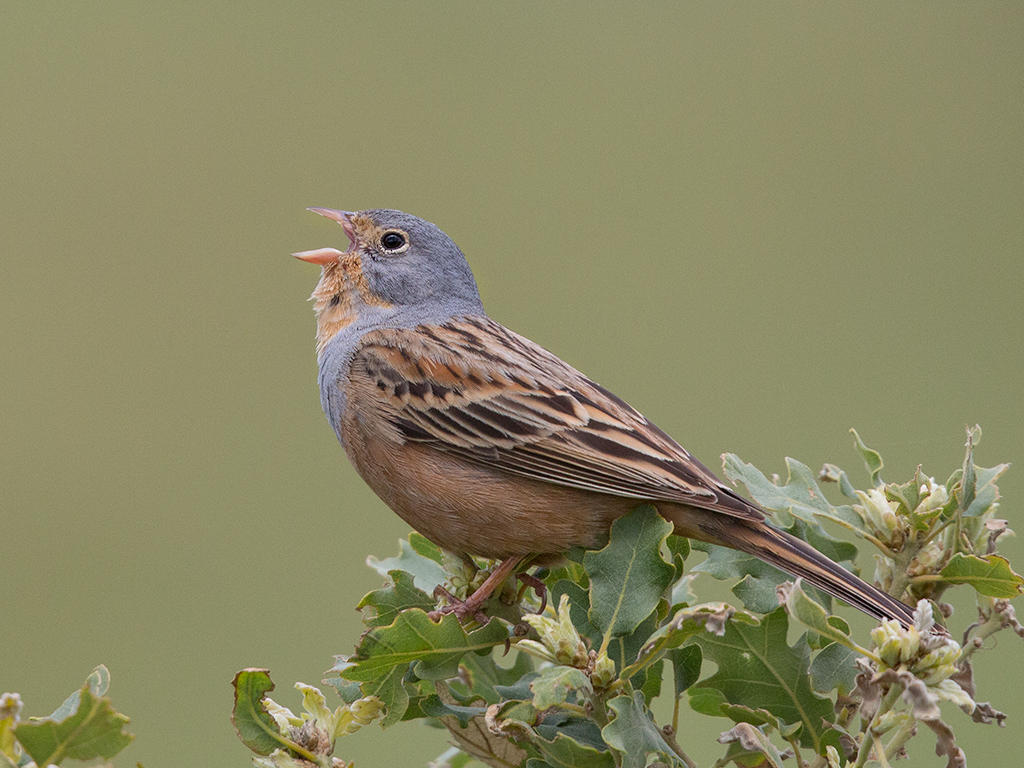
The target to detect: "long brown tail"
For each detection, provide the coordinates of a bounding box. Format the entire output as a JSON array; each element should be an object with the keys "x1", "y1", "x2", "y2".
[
  {"x1": 733, "y1": 522, "x2": 916, "y2": 627},
  {"x1": 670, "y1": 507, "x2": 916, "y2": 627}
]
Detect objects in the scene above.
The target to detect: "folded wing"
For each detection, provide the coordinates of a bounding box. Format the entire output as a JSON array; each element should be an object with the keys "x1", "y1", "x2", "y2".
[{"x1": 349, "y1": 317, "x2": 763, "y2": 521}]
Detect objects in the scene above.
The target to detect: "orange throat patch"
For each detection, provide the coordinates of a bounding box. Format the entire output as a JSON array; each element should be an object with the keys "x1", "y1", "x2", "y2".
[{"x1": 312, "y1": 254, "x2": 391, "y2": 355}]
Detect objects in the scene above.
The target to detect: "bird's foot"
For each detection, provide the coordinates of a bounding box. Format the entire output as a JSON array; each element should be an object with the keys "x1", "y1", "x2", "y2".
[
  {"x1": 429, "y1": 585, "x2": 489, "y2": 624},
  {"x1": 428, "y1": 555, "x2": 523, "y2": 624},
  {"x1": 516, "y1": 572, "x2": 548, "y2": 613}
]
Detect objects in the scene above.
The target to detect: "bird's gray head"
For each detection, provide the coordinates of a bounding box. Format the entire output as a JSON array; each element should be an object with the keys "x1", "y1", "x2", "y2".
[{"x1": 295, "y1": 208, "x2": 484, "y2": 353}]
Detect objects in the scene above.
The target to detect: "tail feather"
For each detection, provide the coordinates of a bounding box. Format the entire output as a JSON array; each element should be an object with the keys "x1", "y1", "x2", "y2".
[
  {"x1": 728, "y1": 522, "x2": 916, "y2": 627},
  {"x1": 666, "y1": 503, "x2": 917, "y2": 627}
]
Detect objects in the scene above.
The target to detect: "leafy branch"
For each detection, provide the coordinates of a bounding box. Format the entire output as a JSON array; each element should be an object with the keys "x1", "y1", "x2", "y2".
[
  {"x1": 234, "y1": 427, "x2": 1020, "y2": 767},
  {"x1": 1, "y1": 665, "x2": 134, "y2": 768}
]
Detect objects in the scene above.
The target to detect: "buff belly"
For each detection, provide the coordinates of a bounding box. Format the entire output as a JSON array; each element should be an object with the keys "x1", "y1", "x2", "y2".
[{"x1": 342, "y1": 420, "x2": 633, "y2": 559}]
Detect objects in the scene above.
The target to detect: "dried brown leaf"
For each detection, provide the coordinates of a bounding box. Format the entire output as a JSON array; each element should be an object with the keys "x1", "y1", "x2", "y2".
[
  {"x1": 921, "y1": 717, "x2": 966, "y2": 768},
  {"x1": 971, "y1": 701, "x2": 1007, "y2": 726}
]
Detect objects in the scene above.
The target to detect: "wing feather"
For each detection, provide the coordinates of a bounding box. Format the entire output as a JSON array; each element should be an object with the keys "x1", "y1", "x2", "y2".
[{"x1": 348, "y1": 318, "x2": 763, "y2": 521}]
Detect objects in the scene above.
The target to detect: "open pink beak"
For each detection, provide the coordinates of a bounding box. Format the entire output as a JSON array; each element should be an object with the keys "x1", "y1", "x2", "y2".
[{"x1": 293, "y1": 207, "x2": 358, "y2": 265}]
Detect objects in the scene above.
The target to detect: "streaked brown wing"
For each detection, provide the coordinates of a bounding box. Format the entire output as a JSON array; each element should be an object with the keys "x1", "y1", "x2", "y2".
[{"x1": 349, "y1": 317, "x2": 763, "y2": 521}]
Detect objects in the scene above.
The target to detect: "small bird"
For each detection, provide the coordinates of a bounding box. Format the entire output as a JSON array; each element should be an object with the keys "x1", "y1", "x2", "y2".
[{"x1": 296, "y1": 208, "x2": 915, "y2": 627}]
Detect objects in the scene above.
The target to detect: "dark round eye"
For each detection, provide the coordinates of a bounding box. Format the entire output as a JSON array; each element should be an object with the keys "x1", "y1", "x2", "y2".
[{"x1": 380, "y1": 231, "x2": 407, "y2": 251}]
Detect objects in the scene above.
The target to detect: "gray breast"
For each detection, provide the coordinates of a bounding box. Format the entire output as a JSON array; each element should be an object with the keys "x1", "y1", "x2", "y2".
[{"x1": 315, "y1": 300, "x2": 485, "y2": 447}]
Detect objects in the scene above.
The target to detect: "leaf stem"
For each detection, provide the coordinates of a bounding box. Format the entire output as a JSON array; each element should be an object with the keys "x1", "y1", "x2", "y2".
[
  {"x1": 852, "y1": 685, "x2": 901, "y2": 768},
  {"x1": 278, "y1": 735, "x2": 325, "y2": 765},
  {"x1": 785, "y1": 734, "x2": 807, "y2": 768},
  {"x1": 874, "y1": 746, "x2": 895, "y2": 768},
  {"x1": 883, "y1": 714, "x2": 916, "y2": 762},
  {"x1": 960, "y1": 604, "x2": 1008, "y2": 660},
  {"x1": 920, "y1": 515, "x2": 956, "y2": 546},
  {"x1": 660, "y1": 725, "x2": 697, "y2": 768},
  {"x1": 618, "y1": 651, "x2": 660, "y2": 683},
  {"x1": 886, "y1": 549, "x2": 915, "y2": 604},
  {"x1": 862, "y1": 533, "x2": 900, "y2": 559},
  {"x1": 586, "y1": 689, "x2": 609, "y2": 728},
  {"x1": 814, "y1": 513, "x2": 900, "y2": 559}
]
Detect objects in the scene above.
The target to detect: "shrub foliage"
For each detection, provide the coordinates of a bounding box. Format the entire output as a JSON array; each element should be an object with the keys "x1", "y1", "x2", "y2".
[{"x1": 232, "y1": 428, "x2": 1021, "y2": 768}]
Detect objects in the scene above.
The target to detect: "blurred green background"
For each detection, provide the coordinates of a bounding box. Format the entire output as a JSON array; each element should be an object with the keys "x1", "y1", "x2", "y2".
[{"x1": 3, "y1": 2, "x2": 1022, "y2": 766}]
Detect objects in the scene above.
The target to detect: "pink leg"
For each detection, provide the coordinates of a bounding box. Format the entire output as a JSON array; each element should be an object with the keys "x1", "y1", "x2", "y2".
[{"x1": 431, "y1": 556, "x2": 521, "y2": 623}]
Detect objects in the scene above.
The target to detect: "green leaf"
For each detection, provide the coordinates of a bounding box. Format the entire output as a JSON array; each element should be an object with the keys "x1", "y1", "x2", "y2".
[
  {"x1": 339, "y1": 609, "x2": 510, "y2": 682},
  {"x1": 357, "y1": 569, "x2": 435, "y2": 627},
  {"x1": 783, "y1": 580, "x2": 859, "y2": 652},
  {"x1": 493, "y1": 672, "x2": 539, "y2": 703},
  {"x1": 718, "y1": 722, "x2": 787, "y2": 768},
  {"x1": 535, "y1": 712, "x2": 607, "y2": 750},
  {"x1": 886, "y1": 466, "x2": 928, "y2": 519},
  {"x1": 361, "y1": 666, "x2": 410, "y2": 727},
  {"x1": 694, "y1": 539, "x2": 787, "y2": 613},
  {"x1": 550, "y1": 579, "x2": 601, "y2": 646},
  {"x1": 431, "y1": 746, "x2": 476, "y2": 768},
  {"x1": 670, "y1": 572, "x2": 699, "y2": 607},
  {"x1": 725, "y1": 561, "x2": 791, "y2": 613},
  {"x1": 959, "y1": 425, "x2": 981, "y2": 513},
  {"x1": 15, "y1": 677, "x2": 133, "y2": 766},
  {"x1": 669, "y1": 645, "x2": 703, "y2": 696},
  {"x1": 417, "y1": 696, "x2": 488, "y2": 727},
  {"x1": 818, "y1": 462, "x2": 859, "y2": 500},
  {"x1": 630, "y1": 659, "x2": 663, "y2": 708},
  {"x1": 688, "y1": 685, "x2": 728, "y2": 717},
  {"x1": 443, "y1": 699, "x2": 530, "y2": 767},
  {"x1": 230, "y1": 669, "x2": 283, "y2": 756},
  {"x1": 535, "y1": 731, "x2": 615, "y2": 768},
  {"x1": 46, "y1": 665, "x2": 110, "y2": 722},
  {"x1": 722, "y1": 455, "x2": 860, "y2": 530},
  {"x1": 939, "y1": 553, "x2": 1024, "y2": 597},
  {"x1": 689, "y1": 608, "x2": 834, "y2": 750},
  {"x1": 367, "y1": 535, "x2": 447, "y2": 593},
  {"x1": 667, "y1": 534, "x2": 691, "y2": 581},
  {"x1": 606, "y1": 609, "x2": 660, "y2": 684},
  {"x1": 330, "y1": 656, "x2": 417, "y2": 727},
  {"x1": 639, "y1": 658, "x2": 664, "y2": 703},
  {"x1": 623, "y1": 602, "x2": 735, "y2": 680},
  {"x1": 489, "y1": 699, "x2": 538, "y2": 732},
  {"x1": 585, "y1": 505, "x2": 674, "y2": 649},
  {"x1": 531, "y1": 666, "x2": 591, "y2": 711},
  {"x1": 716, "y1": 703, "x2": 792, "y2": 734},
  {"x1": 321, "y1": 676, "x2": 363, "y2": 704},
  {"x1": 850, "y1": 428, "x2": 884, "y2": 485},
  {"x1": 963, "y1": 463, "x2": 1008, "y2": 518},
  {"x1": 601, "y1": 692, "x2": 678, "y2": 768},
  {"x1": 451, "y1": 648, "x2": 534, "y2": 705},
  {"x1": 809, "y1": 642, "x2": 858, "y2": 695},
  {"x1": 717, "y1": 740, "x2": 780, "y2": 768},
  {"x1": 409, "y1": 531, "x2": 445, "y2": 562},
  {"x1": 667, "y1": 534, "x2": 691, "y2": 562}
]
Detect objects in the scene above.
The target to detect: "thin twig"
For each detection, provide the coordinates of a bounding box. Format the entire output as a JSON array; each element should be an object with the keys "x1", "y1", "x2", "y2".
[
  {"x1": 883, "y1": 714, "x2": 917, "y2": 762},
  {"x1": 660, "y1": 725, "x2": 697, "y2": 768},
  {"x1": 785, "y1": 734, "x2": 808, "y2": 768},
  {"x1": 852, "y1": 685, "x2": 901, "y2": 768}
]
